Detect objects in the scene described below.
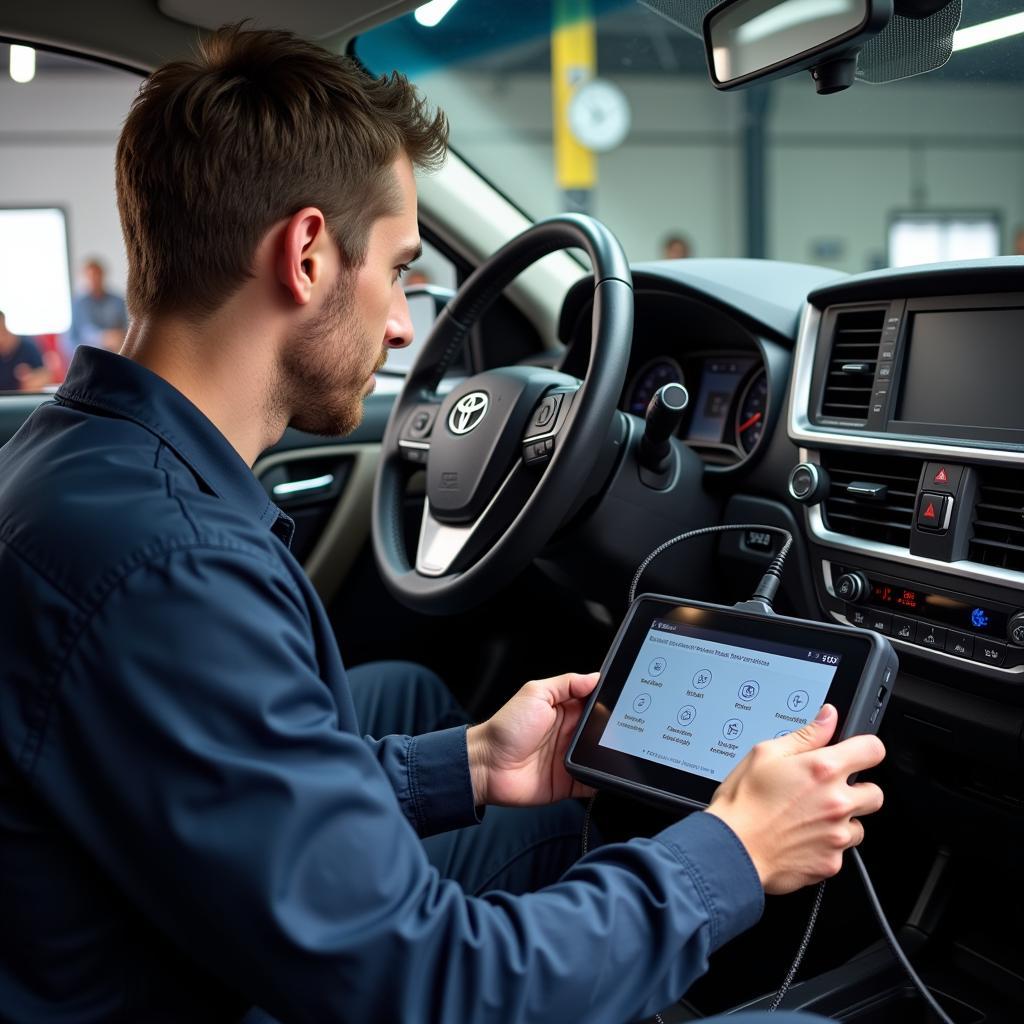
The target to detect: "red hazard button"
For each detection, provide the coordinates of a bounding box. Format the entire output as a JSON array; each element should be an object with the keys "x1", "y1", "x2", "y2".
[
  {"x1": 917, "y1": 492, "x2": 952, "y2": 531},
  {"x1": 934, "y1": 467, "x2": 948, "y2": 484},
  {"x1": 923, "y1": 462, "x2": 962, "y2": 493}
]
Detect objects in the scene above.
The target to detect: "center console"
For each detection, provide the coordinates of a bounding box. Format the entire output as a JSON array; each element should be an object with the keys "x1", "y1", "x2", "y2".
[{"x1": 788, "y1": 265, "x2": 1024, "y2": 689}]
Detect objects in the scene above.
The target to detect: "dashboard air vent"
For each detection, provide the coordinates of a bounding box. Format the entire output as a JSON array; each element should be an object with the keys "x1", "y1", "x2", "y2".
[
  {"x1": 820, "y1": 450, "x2": 921, "y2": 548},
  {"x1": 968, "y1": 466, "x2": 1024, "y2": 573},
  {"x1": 820, "y1": 308, "x2": 885, "y2": 422}
]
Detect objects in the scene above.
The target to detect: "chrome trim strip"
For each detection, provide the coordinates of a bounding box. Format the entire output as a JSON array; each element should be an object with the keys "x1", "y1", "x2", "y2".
[
  {"x1": 272, "y1": 473, "x2": 333, "y2": 497},
  {"x1": 398, "y1": 439, "x2": 430, "y2": 450},
  {"x1": 788, "y1": 302, "x2": 1024, "y2": 466},
  {"x1": 801, "y1": 448, "x2": 1024, "y2": 589}
]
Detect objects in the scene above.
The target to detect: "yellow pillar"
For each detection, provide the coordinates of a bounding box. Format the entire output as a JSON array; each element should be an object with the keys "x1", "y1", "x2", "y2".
[{"x1": 552, "y1": 0, "x2": 596, "y2": 212}]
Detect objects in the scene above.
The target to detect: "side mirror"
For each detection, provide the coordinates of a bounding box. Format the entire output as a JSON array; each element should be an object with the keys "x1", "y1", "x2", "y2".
[{"x1": 704, "y1": 0, "x2": 893, "y2": 94}]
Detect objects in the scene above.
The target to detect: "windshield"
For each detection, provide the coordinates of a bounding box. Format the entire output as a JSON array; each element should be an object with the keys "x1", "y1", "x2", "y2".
[{"x1": 358, "y1": 0, "x2": 1024, "y2": 272}]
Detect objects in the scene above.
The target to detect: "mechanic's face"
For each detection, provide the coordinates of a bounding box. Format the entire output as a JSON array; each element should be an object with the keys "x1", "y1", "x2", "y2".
[{"x1": 284, "y1": 155, "x2": 418, "y2": 437}]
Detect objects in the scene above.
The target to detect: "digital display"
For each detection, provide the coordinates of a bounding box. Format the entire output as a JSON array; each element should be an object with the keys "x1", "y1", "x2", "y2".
[
  {"x1": 599, "y1": 619, "x2": 840, "y2": 783},
  {"x1": 866, "y1": 582, "x2": 1006, "y2": 636},
  {"x1": 687, "y1": 357, "x2": 755, "y2": 443},
  {"x1": 897, "y1": 310, "x2": 1024, "y2": 432}
]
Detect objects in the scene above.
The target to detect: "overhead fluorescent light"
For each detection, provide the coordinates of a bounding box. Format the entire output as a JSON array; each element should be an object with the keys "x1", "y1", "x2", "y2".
[
  {"x1": 414, "y1": 0, "x2": 460, "y2": 28},
  {"x1": 952, "y1": 11, "x2": 1024, "y2": 52},
  {"x1": 9, "y1": 45, "x2": 35, "y2": 84}
]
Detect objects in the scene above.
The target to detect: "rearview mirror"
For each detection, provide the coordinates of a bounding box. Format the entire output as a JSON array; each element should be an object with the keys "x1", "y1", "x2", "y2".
[{"x1": 704, "y1": 0, "x2": 893, "y2": 94}]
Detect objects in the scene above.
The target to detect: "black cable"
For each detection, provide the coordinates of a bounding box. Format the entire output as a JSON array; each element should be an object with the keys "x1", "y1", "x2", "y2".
[
  {"x1": 627, "y1": 524, "x2": 793, "y2": 606},
  {"x1": 851, "y1": 848, "x2": 955, "y2": 1024},
  {"x1": 767, "y1": 882, "x2": 826, "y2": 1011}
]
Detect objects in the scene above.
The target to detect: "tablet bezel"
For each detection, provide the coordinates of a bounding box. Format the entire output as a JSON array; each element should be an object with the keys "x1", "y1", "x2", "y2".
[{"x1": 566, "y1": 595, "x2": 880, "y2": 809}]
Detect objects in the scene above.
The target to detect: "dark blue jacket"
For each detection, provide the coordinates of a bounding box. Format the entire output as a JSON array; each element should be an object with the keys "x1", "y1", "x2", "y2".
[{"x1": 0, "y1": 347, "x2": 763, "y2": 1023}]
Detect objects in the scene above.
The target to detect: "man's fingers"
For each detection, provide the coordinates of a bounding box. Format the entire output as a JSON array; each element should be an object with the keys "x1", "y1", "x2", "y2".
[
  {"x1": 846, "y1": 818, "x2": 865, "y2": 849},
  {"x1": 848, "y1": 781, "x2": 884, "y2": 817},
  {"x1": 828, "y1": 733, "x2": 886, "y2": 776},
  {"x1": 774, "y1": 703, "x2": 837, "y2": 755},
  {"x1": 529, "y1": 672, "x2": 600, "y2": 706}
]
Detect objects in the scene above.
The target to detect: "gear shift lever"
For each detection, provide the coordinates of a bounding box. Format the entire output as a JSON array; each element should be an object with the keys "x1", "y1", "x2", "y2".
[{"x1": 639, "y1": 382, "x2": 689, "y2": 474}]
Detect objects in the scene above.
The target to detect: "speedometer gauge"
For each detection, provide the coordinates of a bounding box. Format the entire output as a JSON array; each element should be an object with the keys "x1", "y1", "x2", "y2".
[
  {"x1": 734, "y1": 368, "x2": 768, "y2": 455},
  {"x1": 626, "y1": 357, "x2": 684, "y2": 417}
]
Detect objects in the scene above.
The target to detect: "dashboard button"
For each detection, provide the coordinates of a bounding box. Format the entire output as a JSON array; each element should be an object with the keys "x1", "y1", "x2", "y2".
[
  {"x1": 891, "y1": 616, "x2": 916, "y2": 642},
  {"x1": 974, "y1": 640, "x2": 1006, "y2": 667},
  {"x1": 916, "y1": 492, "x2": 952, "y2": 532},
  {"x1": 923, "y1": 463, "x2": 963, "y2": 494},
  {"x1": 848, "y1": 606, "x2": 869, "y2": 628},
  {"x1": 945, "y1": 631, "x2": 974, "y2": 659},
  {"x1": 915, "y1": 622, "x2": 946, "y2": 650},
  {"x1": 868, "y1": 611, "x2": 891, "y2": 635}
]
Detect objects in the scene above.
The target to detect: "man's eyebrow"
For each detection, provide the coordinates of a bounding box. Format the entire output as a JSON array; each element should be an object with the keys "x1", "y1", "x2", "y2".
[{"x1": 398, "y1": 243, "x2": 423, "y2": 264}]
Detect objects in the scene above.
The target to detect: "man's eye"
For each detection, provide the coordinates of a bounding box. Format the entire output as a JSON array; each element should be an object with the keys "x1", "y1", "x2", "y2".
[{"x1": 395, "y1": 264, "x2": 411, "y2": 282}]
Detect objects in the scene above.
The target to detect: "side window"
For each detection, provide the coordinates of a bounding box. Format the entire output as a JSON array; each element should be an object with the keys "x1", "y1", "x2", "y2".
[
  {"x1": 0, "y1": 46, "x2": 139, "y2": 393},
  {"x1": 403, "y1": 237, "x2": 457, "y2": 292}
]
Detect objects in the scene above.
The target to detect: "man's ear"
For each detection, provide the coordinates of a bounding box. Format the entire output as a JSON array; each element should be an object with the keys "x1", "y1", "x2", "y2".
[{"x1": 277, "y1": 207, "x2": 330, "y2": 306}]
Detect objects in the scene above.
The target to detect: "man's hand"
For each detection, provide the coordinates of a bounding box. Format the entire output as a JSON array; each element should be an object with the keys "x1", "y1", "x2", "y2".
[
  {"x1": 706, "y1": 704, "x2": 885, "y2": 895},
  {"x1": 467, "y1": 672, "x2": 600, "y2": 807}
]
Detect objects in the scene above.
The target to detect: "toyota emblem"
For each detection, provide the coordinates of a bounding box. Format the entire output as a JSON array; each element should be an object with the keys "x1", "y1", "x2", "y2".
[{"x1": 448, "y1": 391, "x2": 489, "y2": 435}]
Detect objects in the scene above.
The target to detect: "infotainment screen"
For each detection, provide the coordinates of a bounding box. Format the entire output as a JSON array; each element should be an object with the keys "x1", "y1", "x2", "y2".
[
  {"x1": 897, "y1": 309, "x2": 1024, "y2": 432},
  {"x1": 598, "y1": 618, "x2": 840, "y2": 783}
]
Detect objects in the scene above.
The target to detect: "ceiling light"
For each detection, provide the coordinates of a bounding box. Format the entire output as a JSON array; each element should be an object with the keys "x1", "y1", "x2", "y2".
[
  {"x1": 9, "y1": 45, "x2": 35, "y2": 84},
  {"x1": 952, "y1": 11, "x2": 1024, "y2": 52},
  {"x1": 415, "y1": 0, "x2": 460, "y2": 28}
]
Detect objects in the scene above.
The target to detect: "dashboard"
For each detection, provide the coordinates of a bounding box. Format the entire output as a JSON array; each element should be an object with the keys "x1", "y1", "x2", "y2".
[{"x1": 555, "y1": 258, "x2": 1024, "y2": 701}]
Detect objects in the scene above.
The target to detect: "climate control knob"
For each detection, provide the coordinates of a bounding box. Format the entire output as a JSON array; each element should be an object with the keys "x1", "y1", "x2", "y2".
[
  {"x1": 1008, "y1": 611, "x2": 1024, "y2": 647},
  {"x1": 788, "y1": 462, "x2": 829, "y2": 504},
  {"x1": 835, "y1": 571, "x2": 869, "y2": 604}
]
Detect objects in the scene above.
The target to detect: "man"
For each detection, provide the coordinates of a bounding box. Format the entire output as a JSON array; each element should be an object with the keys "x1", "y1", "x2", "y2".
[
  {"x1": 67, "y1": 256, "x2": 129, "y2": 351},
  {"x1": 0, "y1": 26, "x2": 884, "y2": 1023},
  {"x1": 0, "y1": 310, "x2": 48, "y2": 391},
  {"x1": 661, "y1": 233, "x2": 693, "y2": 259}
]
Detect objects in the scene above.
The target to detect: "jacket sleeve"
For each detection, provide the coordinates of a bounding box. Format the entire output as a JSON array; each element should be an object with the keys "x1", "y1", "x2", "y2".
[{"x1": 32, "y1": 543, "x2": 763, "y2": 1024}]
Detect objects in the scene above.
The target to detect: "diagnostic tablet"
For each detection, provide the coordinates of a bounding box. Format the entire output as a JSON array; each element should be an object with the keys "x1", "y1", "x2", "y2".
[{"x1": 566, "y1": 595, "x2": 897, "y2": 811}]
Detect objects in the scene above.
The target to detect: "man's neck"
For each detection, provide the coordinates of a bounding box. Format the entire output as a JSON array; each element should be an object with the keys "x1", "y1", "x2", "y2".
[{"x1": 121, "y1": 314, "x2": 287, "y2": 466}]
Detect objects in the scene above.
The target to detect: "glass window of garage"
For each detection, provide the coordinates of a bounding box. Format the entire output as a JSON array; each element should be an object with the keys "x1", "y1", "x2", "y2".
[
  {"x1": 359, "y1": 0, "x2": 1024, "y2": 273},
  {"x1": 0, "y1": 47, "x2": 138, "y2": 394}
]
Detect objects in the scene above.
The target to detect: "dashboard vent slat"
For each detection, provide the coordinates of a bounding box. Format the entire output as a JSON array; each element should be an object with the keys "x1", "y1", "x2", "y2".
[
  {"x1": 821, "y1": 451, "x2": 922, "y2": 549},
  {"x1": 820, "y1": 309, "x2": 885, "y2": 422},
  {"x1": 969, "y1": 467, "x2": 1024, "y2": 572}
]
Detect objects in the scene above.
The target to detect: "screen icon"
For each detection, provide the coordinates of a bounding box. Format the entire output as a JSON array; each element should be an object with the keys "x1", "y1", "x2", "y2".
[
  {"x1": 722, "y1": 718, "x2": 744, "y2": 740},
  {"x1": 648, "y1": 657, "x2": 667, "y2": 677},
  {"x1": 692, "y1": 669, "x2": 712, "y2": 689},
  {"x1": 787, "y1": 690, "x2": 810, "y2": 714},
  {"x1": 737, "y1": 680, "x2": 760, "y2": 701},
  {"x1": 677, "y1": 705, "x2": 697, "y2": 727},
  {"x1": 632, "y1": 693, "x2": 652, "y2": 714}
]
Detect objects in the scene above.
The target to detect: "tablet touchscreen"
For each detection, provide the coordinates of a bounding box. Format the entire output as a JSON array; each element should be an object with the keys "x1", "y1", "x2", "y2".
[
  {"x1": 598, "y1": 615, "x2": 841, "y2": 783},
  {"x1": 566, "y1": 598, "x2": 883, "y2": 808}
]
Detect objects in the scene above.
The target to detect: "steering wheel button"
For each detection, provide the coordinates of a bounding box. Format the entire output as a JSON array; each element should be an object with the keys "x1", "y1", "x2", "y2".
[{"x1": 530, "y1": 393, "x2": 563, "y2": 433}]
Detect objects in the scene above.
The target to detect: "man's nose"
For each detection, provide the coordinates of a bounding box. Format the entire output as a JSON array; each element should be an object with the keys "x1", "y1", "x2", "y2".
[{"x1": 384, "y1": 285, "x2": 414, "y2": 350}]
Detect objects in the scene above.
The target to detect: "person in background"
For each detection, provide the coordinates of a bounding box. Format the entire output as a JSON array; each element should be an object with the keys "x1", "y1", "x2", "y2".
[
  {"x1": 661, "y1": 232, "x2": 693, "y2": 259},
  {"x1": 68, "y1": 257, "x2": 128, "y2": 352},
  {"x1": 0, "y1": 311, "x2": 49, "y2": 391}
]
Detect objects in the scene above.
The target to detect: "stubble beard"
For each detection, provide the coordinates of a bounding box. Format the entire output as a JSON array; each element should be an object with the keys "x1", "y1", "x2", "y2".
[{"x1": 282, "y1": 273, "x2": 384, "y2": 437}]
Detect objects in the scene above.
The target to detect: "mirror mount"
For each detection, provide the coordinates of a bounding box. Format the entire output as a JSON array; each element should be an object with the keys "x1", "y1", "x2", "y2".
[{"x1": 810, "y1": 52, "x2": 860, "y2": 94}]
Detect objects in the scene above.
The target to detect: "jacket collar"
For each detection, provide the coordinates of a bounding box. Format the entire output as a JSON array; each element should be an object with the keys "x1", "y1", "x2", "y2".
[{"x1": 57, "y1": 347, "x2": 294, "y2": 545}]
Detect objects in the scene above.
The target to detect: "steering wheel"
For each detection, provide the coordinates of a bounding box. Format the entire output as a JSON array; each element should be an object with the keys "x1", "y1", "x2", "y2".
[{"x1": 372, "y1": 214, "x2": 633, "y2": 615}]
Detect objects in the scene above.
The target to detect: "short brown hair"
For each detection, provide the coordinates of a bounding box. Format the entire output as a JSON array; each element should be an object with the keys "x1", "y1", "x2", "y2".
[{"x1": 116, "y1": 24, "x2": 447, "y2": 320}]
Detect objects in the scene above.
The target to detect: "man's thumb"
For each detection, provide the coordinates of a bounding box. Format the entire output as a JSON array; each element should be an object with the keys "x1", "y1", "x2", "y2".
[{"x1": 776, "y1": 703, "x2": 837, "y2": 754}]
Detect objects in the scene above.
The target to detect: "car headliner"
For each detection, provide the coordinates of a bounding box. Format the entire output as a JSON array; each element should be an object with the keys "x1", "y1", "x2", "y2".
[{"x1": 0, "y1": 0, "x2": 422, "y2": 72}]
